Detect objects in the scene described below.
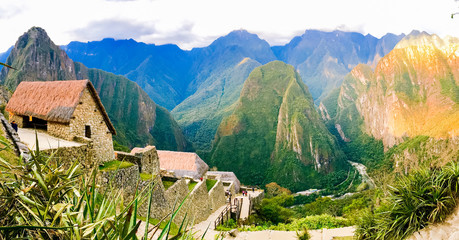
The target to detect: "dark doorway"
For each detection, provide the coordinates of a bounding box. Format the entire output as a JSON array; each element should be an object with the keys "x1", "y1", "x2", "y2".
[
  {"x1": 85, "y1": 125, "x2": 91, "y2": 138},
  {"x1": 23, "y1": 116, "x2": 47, "y2": 130}
]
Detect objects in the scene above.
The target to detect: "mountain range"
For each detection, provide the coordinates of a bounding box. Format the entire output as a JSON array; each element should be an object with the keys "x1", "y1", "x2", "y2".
[
  {"x1": 61, "y1": 29, "x2": 404, "y2": 151},
  {"x1": 1, "y1": 27, "x2": 457, "y2": 191},
  {"x1": 320, "y1": 30, "x2": 459, "y2": 172}
]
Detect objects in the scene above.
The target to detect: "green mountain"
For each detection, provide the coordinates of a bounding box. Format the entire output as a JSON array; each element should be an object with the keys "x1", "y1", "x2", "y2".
[
  {"x1": 320, "y1": 31, "x2": 459, "y2": 171},
  {"x1": 0, "y1": 27, "x2": 191, "y2": 151},
  {"x1": 172, "y1": 30, "x2": 277, "y2": 150},
  {"x1": 63, "y1": 30, "x2": 403, "y2": 152},
  {"x1": 210, "y1": 61, "x2": 347, "y2": 191}
]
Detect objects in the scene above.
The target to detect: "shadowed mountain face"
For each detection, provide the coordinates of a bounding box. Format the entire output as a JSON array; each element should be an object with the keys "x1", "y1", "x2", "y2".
[
  {"x1": 320, "y1": 31, "x2": 459, "y2": 172},
  {"x1": 62, "y1": 29, "x2": 402, "y2": 151},
  {"x1": 210, "y1": 61, "x2": 347, "y2": 191},
  {"x1": 0, "y1": 27, "x2": 191, "y2": 151}
]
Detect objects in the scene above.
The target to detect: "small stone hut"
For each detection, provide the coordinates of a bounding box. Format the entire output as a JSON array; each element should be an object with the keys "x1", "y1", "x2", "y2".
[
  {"x1": 6, "y1": 80, "x2": 116, "y2": 163},
  {"x1": 156, "y1": 150, "x2": 209, "y2": 179}
]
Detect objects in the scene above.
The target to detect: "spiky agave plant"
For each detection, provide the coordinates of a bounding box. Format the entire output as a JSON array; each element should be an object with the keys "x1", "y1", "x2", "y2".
[
  {"x1": 0, "y1": 136, "x2": 200, "y2": 240},
  {"x1": 356, "y1": 162, "x2": 459, "y2": 240}
]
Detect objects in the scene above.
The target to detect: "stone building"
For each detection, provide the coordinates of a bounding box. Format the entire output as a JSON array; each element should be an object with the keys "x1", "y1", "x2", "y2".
[
  {"x1": 156, "y1": 150, "x2": 209, "y2": 179},
  {"x1": 6, "y1": 80, "x2": 116, "y2": 163}
]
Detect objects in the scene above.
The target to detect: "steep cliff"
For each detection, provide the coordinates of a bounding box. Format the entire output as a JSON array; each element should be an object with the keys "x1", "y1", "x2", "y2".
[
  {"x1": 210, "y1": 61, "x2": 347, "y2": 191},
  {"x1": 321, "y1": 31, "x2": 459, "y2": 169}
]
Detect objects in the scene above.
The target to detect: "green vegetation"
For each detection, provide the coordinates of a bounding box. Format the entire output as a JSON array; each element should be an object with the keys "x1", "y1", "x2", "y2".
[
  {"x1": 206, "y1": 179, "x2": 218, "y2": 192},
  {"x1": 439, "y1": 73, "x2": 459, "y2": 103},
  {"x1": 0, "y1": 125, "x2": 19, "y2": 165},
  {"x1": 98, "y1": 160, "x2": 134, "y2": 171},
  {"x1": 216, "y1": 219, "x2": 238, "y2": 231},
  {"x1": 137, "y1": 216, "x2": 179, "y2": 235},
  {"x1": 163, "y1": 180, "x2": 176, "y2": 190},
  {"x1": 188, "y1": 181, "x2": 198, "y2": 192},
  {"x1": 394, "y1": 71, "x2": 421, "y2": 102},
  {"x1": 140, "y1": 172, "x2": 155, "y2": 181},
  {"x1": 296, "y1": 228, "x2": 311, "y2": 240},
  {"x1": 0, "y1": 142, "x2": 195, "y2": 239},
  {"x1": 210, "y1": 61, "x2": 347, "y2": 191},
  {"x1": 113, "y1": 140, "x2": 131, "y2": 152},
  {"x1": 356, "y1": 162, "x2": 459, "y2": 240}
]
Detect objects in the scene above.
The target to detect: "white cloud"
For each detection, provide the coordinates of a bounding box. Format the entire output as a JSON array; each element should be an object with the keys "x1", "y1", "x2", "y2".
[{"x1": 0, "y1": 0, "x2": 458, "y2": 52}]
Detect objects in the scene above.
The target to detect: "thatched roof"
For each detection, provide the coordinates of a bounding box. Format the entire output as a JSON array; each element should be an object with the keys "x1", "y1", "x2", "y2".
[
  {"x1": 6, "y1": 80, "x2": 116, "y2": 134},
  {"x1": 157, "y1": 150, "x2": 209, "y2": 179}
]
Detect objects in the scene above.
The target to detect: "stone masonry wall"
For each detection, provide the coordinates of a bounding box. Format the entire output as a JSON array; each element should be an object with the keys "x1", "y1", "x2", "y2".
[
  {"x1": 137, "y1": 176, "x2": 170, "y2": 221},
  {"x1": 99, "y1": 165, "x2": 140, "y2": 199},
  {"x1": 165, "y1": 179, "x2": 189, "y2": 224},
  {"x1": 133, "y1": 146, "x2": 160, "y2": 175},
  {"x1": 42, "y1": 145, "x2": 93, "y2": 170},
  {"x1": 0, "y1": 113, "x2": 30, "y2": 160},
  {"x1": 183, "y1": 180, "x2": 212, "y2": 223},
  {"x1": 9, "y1": 114, "x2": 23, "y2": 128},
  {"x1": 116, "y1": 151, "x2": 141, "y2": 166},
  {"x1": 70, "y1": 88, "x2": 114, "y2": 164},
  {"x1": 208, "y1": 180, "x2": 226, "y2": 212},
  {"x1": 48, "y1": 122, "x2": 71, "y2": 140}
]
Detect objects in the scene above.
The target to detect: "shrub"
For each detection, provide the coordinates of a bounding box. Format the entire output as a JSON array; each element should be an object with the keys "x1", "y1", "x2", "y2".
[
  {"x1": 296, "y1": 227, "x2": 311, "y2": 240},
  {"x1": 256, "y1": 194, "x2": 295, "y2": 224},
  {"x1": 356, "y1": 162, "x2": 459, "y2": 240},
  {"x1": 265, "y1": 182, "x2": 292, "y2": 198}
]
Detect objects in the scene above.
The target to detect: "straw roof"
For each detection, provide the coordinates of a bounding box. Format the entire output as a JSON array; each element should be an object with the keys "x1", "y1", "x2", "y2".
[
  {"x1": 6, "y1": 80, "x2": 116, "y2": 134},
  {"x1": 157, "y1": 150, "x2": 209, "y2": 178}
]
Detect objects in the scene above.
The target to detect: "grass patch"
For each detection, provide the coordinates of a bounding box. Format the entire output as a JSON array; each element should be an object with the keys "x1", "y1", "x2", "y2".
[
  {"x1": 206, "y1": 179, "x2": 218, "y2": 192},
  {"x1": 137, "y1": 216, "x2": 179, "y2": 235},
  {"x1": 162, "y1": 180, "x2": 176, "y2": 190},
  {"x1": 188, "y1": 181, "x2": 198, "y2": 192},
  {"x1": 140, "y1": 173, "x2": 155, "y2": 181},
  {"x1": 240, "y1": 214, "x2": 350, "y2": 231},
  {"x1": 98, "y1": 160, "x2": 134, "y2": 171}
]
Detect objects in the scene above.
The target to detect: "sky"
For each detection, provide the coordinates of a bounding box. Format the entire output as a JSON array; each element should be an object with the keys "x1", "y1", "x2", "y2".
[{"x1": 0, "y1": 0, "x2": 458, "y2": 52}]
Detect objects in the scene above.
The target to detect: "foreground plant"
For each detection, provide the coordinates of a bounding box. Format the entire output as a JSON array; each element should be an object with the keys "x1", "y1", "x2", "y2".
[
  {"x1": 0, "y1": 139, "x2": 197, "y2": 239},
  {"x1": 355, "y1": 161, "x2": 459, "y2": 240}
]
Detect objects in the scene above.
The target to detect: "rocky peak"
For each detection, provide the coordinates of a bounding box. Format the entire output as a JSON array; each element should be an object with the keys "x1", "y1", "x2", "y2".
[{"x1": 0, "y1": 27, "x2": 77, "y2": 90}]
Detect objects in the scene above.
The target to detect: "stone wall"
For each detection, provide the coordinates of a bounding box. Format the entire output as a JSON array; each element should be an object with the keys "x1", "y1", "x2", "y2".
[
  {"x1": 137, "y1": 176, "x2": 170, "y2": 221},
  {"x1": 42, "y1": 145, "x2": 93, "y2": 170},
  {"x1": 183, "y1": 180, "x2": 212, "y2": 223},
  {"x1": 208, "y1": 180, "x2": 226, "y2": 212},
  {"x1": 99, "y1": 165, "x2": 140, "y2": 198},
  {"x1": 48, "y1": 122, "x2": 71, "y2": 140},
  {"x1": 164, "y1": 179, "x2": 189, "y2": 223},
  {"x1": 0, "y1": 113, "x2": 30, "y2": 160},
  {"x1": 227, "y1": 181, "x2": 236, "y2": 196},
  {"x1": 249, "y1": 191, "x2": 264, "y2": 213},
  {"x1": 116, "y1": 151, "x2": 141, "y2": 166},
  {"x1": 69, "y1": 88, "x2": 114, "y2": 164},
  {"x1": 9, "y1": 114, "x2": 23, "y2": 128},
  {"x1": 408, "y1": 206, "x2": 459, "y2": 240},
  {"x1": 133, "y1": 146, "x2": 160, "y2": 175}
]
